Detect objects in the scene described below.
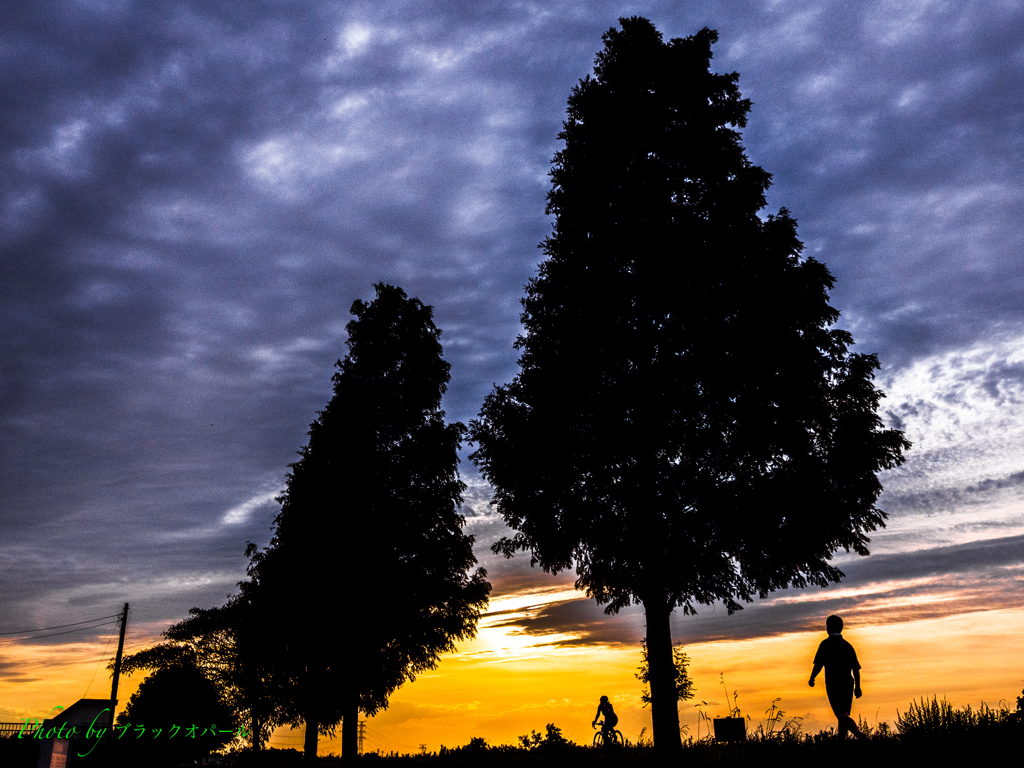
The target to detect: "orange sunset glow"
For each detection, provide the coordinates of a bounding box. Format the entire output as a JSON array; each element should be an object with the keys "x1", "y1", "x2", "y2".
[
  {"x1": 242, "y1": 602, "x2": 1024, "y2": 752},
  {"x1": 5, "y1": 586, "x2": 1023, "y2": 754}
]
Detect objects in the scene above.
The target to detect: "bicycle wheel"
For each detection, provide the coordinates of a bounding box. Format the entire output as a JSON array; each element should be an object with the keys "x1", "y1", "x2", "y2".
[
  {"x1": 593, "y1": 731, "x2": 604, "y2": 748},
  {"x1": 612, "y1": 729, "x2": 624, "y2": 746}
]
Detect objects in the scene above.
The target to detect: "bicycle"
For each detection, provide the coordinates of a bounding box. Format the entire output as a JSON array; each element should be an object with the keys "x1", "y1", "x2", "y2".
[{"x1": 592, "y1": 721, "x2": 624, "y2": 748}]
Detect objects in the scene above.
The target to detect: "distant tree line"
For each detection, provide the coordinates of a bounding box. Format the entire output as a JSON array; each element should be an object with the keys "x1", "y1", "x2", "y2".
[{"x1": 115, "y1": 16, "x2": 908, "y2": 761}]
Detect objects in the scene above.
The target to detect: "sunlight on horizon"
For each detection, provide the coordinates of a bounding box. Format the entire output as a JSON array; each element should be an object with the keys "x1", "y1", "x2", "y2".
[
  {"x1": 4, "y1": 604, "x2": 1023, "y2": 756},
  {"x1": 300, "y1": 607, "x2": 1024, "y2": 754}
]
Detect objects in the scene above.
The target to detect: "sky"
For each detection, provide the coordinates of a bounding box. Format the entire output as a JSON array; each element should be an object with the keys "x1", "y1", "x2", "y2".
[{"x1": 2, "y1": 0, "x2": 1024, "y2": 754}]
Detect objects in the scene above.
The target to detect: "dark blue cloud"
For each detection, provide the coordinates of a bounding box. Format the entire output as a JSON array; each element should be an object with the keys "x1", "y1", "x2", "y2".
[
  {"x1": 491, "y1": 534, "x2": 1024, "y2": 647},
  {"x1": 2, "y1": 1, "x2": 1024, "y2": 653}
]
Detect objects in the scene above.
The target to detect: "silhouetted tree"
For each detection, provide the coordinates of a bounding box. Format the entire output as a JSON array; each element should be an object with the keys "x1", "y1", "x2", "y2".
[
  {"x1": 469, "y1": 17, "x2": 909, "y2": 753},
  {"x1": 115, "y1": 584, "x2": 284, "y2": 752},
  {"x1": 253, "y1": 283, "x2": 490, "y2": 760},
  {"x1": 115, "y1": 661, "x2": 235, "y2": 765}
]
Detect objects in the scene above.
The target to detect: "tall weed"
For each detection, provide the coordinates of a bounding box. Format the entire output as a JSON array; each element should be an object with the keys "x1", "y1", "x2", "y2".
[{"x1": 896, "y1": 695, "x2": 1016, "y2": 737}]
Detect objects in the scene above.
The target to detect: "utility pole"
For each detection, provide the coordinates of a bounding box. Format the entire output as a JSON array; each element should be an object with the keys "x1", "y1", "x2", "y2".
[
  {"x1": 109, "y1": 602, "x2": 129, "y2": 723},
  {"x1": 357, "y1": 719, "x2": 366, "y2": 755}
]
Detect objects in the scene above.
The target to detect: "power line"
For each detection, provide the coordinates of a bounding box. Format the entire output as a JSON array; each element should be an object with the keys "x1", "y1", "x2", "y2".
[
  {"x1": 363, "y1": 736, "x2": 405, "y2": 753},
  {"x1": 83, "y1": 620, "x2": 120, "y2": 698},
  {"x1": 46, "y1": 655, "x2": 123, "y2": 665},
  {"x1": 272, "y1": 734, "x2": 306, "y2": 748},
  {"x1": 2, "y1": 619, "x2": 120, "y2": 641},
  {"x1": 363, "y1": 726, "x2": 404, "y2": 747},
  {"x1": 363, "y1": 725, "x2": 416, "y2": 753},
  {"x1": 0, "y1": 613, "x2": 121, "y2": 636}
]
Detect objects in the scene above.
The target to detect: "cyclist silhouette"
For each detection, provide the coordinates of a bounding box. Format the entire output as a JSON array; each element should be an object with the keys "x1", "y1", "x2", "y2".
[{"x1": 592, "y1": 695, "x2": 618, "y2": 744}]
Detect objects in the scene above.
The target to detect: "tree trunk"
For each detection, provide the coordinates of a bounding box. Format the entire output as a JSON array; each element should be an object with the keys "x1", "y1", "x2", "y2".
[
  {"x1": 251, "y1": 712, "x2": 262, "y2": 752},
  {"x1": 341, "y1": 690, "x2": 359, "y2": 759},
  {"x1": 644, "y1": 597, "x2": 682, "y2": 753},
  {"x1": 303, "y1": 708, "x2": 319, "y2": 760}
]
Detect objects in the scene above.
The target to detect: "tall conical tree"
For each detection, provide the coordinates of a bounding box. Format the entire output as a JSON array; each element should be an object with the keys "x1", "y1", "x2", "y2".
[
  {"x1": 470, "y1": 17, "x2": 909, "y2": 753},
  {"x1": 256, "y1": 283, "x2": 490, "y2": 759}
]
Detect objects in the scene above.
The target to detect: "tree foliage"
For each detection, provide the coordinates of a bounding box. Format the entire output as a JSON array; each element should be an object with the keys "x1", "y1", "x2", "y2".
[
  {"x1": 114, "y1": 588, "x2": 283, "y2": 751},
  {"x1": 469, "y1": 17, "x2": 909, "y2": 753},
  {"x1": 115, "y1": 661, "x2": 235, "y2": 764},
  {"x1": 518, "y1": 723, "x2": 575, "y2": 750},
  {"x1": 251, "y1": 283, "x2": 491, "y2": 758},
  {"x1": 636, "y1": 640, "x2": 693, "y2": 707}
]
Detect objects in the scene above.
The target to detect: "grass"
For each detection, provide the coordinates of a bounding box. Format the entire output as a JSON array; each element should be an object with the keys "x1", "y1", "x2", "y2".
[
  {"x1": 215, "y1": 694, "x2": 1023, "y2": 767},
  {"x1": 895, "y1": 695, "x2": 1019, "y2": 737},
  {"x1": 3, "y1": 694, "x2": 1021, "y2": 767}
]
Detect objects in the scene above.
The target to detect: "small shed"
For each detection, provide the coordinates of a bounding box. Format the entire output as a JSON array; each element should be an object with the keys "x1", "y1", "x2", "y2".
[{"x1": 35, "y1": 698, "x2": 115, "y2": 768}]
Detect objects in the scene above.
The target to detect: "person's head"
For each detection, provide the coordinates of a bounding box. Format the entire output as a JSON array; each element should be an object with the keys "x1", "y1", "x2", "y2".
[
  {"x1": 600, "y1": 696, "x2": 609, "y2": 703},
  {"x1": 826, "y1": 615, "x2": 844, "y2": 634}
]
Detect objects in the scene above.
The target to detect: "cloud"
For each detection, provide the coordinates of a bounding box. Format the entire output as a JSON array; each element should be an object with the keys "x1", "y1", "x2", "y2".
[
  {"x1": 481, "y1": 533, "x2": 1024, "y2": 648},
  {"x1": 717, "y1": 2, "x2": 1024, "y2": 372},
  {"x1": 220, "y1": 487, "x2": 281, "y2": 526},
  {"x1": 2, "y1": 2, "x2": 1024, "y2": 680}
]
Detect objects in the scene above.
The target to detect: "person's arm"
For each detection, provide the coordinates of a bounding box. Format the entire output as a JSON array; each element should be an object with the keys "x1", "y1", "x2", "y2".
[
  {"x1": 852, "y1": 644, "x2": 863, "y2": 697},
  {"x1": 809, "y1": 662, "x2": 823, "y2": 687}
]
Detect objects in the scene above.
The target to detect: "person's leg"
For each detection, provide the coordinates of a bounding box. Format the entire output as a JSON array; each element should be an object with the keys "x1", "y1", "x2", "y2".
[
  {"x1": 827, "y1": 685, "x2": 855, "y2": 739},
  {"x1": 840, "y1": 714, "x2": 865, "y2": 740},
  {"x1": 837, "y1": 714, "x2": 850, "y2": 738}
]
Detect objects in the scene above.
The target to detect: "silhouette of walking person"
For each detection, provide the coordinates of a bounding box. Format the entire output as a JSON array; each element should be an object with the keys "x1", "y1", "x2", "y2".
[{"x1": 809, "y1": 615, "x2": 866, "y2": 739}]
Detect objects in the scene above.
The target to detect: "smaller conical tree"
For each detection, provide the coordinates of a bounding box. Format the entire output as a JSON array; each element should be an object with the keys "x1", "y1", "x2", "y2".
[{"x1": 255, "y1": 283, "x2": 490, "y2": 759}]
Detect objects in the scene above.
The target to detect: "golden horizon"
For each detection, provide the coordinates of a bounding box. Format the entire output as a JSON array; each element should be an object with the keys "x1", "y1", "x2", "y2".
[{"x1": 4, "y1": 605, "x2": 1022, "y2": 755}]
